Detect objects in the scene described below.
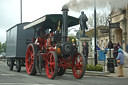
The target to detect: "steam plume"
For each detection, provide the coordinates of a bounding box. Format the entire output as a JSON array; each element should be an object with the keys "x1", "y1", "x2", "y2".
[{"x1": 66, "y1": 0, "x2": 128, "y2": 12}]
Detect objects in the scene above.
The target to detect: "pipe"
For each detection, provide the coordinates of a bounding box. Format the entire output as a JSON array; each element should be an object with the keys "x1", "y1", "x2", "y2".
[{"x1": 61, "y1": 5, "x2": 69, "y2": 42}]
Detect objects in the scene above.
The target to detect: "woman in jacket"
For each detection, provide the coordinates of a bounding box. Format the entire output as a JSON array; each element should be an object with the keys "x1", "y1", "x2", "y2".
[{"x1": 116, "y1": 48, "x2": 124, "y2": 77}]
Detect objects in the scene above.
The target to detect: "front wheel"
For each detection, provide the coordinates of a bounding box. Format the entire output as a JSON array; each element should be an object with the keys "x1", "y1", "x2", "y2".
[
  {"x1": 72, "y1": 52, "x2": 86, "y2": 79},
  {"x1": 45, "y1": 51, "x2": 58, "y2": 79},
  {"x1": 25, "y1": 43, "x2": 37, "y2": 75}
]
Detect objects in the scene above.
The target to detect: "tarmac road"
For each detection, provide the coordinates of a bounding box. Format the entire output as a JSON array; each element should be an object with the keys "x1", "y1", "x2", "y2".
[{"x1": 0, "y1": 60, "x2": 128, "y2": 85}]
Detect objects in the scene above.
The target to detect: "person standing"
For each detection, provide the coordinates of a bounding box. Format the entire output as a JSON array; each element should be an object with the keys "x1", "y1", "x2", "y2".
[
  {"x1": 126, "y1": 44, "x2": 128, "y2": 53},
  {"x1": 113, "y1": 43, "x2": 118, "y2": 66},
  {"x1": 82, "y1": 42, "x2": 89, "y2": 65},
  {"x1": 116, "y1": 48, "x2": 124, "y2": 77}
]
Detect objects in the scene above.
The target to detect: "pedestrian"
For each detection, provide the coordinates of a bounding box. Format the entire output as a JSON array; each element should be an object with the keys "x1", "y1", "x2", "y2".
[
  {"x1": 103, "y1": 46, "x2": 108, "y2": 54},
  {"x1": 96, "y1": 45, "x2": 101, "y2": 50},
  {"x1": 116, "y1": 48, "x2": 124, "y2": 77},
  {"x1": 82, "y1": 42, "x2": 89, "y2": 65},
  {"x1": 117, "y1": 42, "x2": 120, "y2": 48},
  {"x1": 126, "y1": 44, "x2": 128, "y2": 53},
  {"x1": 108, "y1": 41, "x2": 113, "y2": 49},
  {"x1": 113, "y1": 43, "x2": 118, "y2": 67}
]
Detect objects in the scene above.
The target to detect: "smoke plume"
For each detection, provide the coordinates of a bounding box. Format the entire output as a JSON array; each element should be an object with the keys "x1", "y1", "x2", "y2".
[{"x1": 66, "y1": 0, "x2": 128, "y2": 12}]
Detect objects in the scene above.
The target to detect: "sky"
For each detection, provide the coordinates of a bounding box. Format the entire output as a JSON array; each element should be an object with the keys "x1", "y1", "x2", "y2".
[{"x1": 0, "y1": 0, "x2": 111, "y2": 43}]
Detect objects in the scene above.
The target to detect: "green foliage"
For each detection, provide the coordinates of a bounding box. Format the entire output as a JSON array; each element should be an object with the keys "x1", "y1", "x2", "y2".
[
  {"x1": 86, "y1": 64, "x2": 103, "y2": 71},
  {"x1": 0, "y1": 42, "x2": 6, "y2": 52},
  {"x1": 94, "y1": 65, "x2": 103, "y2": 71},
  {"x1": 86, "y1": 64, "x2": 95, "y2": 71},
  {"x1": 0, "y1": 42, "x2": 2, "y2": 52}
]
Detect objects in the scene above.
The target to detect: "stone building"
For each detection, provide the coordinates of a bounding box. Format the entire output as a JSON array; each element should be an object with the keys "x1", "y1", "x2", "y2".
[
  {"x1": 110, "y1": 5, "x2": 128, "y2": 51},
  {"x1": 97, "y1": 27, "x2": 109, "y2": 50}
]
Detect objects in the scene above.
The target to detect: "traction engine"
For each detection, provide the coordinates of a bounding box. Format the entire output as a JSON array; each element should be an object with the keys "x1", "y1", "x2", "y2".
[{"x1": 24, "y1": 5, "x2": 86, "y2": 79}]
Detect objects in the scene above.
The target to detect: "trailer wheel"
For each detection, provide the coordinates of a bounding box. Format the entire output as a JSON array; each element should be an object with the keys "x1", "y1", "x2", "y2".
[
  {"x1": 35, "y1": 53, "x2": 43, "y2": 73},
  {"x1": 45, "y1": 51, "x2": 58, "y2": 79},
  {"x1": 9, "y1": 59, "x2": 14, "y2": 71},
  {"x1": 16, "y1": 59, "x2": 21, "y2": 72},
  {"x1": 72, "y1": 52, "x2": 86, "y2": 79},
  {"x1": 25, "y1": 43, "x2": 37, "y2": 75},
  {"x1": 57, "y1": 67, "x2": 66, "y2": 76}
]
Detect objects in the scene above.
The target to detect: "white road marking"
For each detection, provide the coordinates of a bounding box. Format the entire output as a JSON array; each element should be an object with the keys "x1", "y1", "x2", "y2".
[
  {"x1": 0, "y1": 83, "x2": 55, "y2": 85},
  {"x1": 1, "y1": 74, "x2": 15, "y2": 76}
]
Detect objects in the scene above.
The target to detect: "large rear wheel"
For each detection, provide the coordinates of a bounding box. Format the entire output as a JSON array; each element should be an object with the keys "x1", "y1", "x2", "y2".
[
  {"x1": 25, "y1": 44, "x2": 37, "y2": 75},
  {"x1": 72, "y1": 52, "x2": 86, "y2": 79},
  {"x1": 45, "y1": 51, "x2": 58, "y2": 79}
]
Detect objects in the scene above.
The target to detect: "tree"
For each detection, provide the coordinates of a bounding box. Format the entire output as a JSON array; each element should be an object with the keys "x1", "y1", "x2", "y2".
[
  {"x1": 0, "y1": 42, "x2": 2, "y2": 52},
  {"x1": 0, "y1": 42, "x2": 6, "y2": 52},
  {"x1": 87, "y1": 12, "x2": 108, "y2": 29},
  {"x1": 2, "y1": 42, "x2": 6, "y2": 52}
]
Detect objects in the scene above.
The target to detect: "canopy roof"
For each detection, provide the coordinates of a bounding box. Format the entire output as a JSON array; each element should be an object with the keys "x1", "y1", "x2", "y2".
[{"x1": 24, "y1": 14, "x2": 79, "y2": 31}]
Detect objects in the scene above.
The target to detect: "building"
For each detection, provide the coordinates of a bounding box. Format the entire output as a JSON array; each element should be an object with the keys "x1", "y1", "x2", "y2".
[{"x1": 110, "y1": 5, "x2": 128, "y2": 51}]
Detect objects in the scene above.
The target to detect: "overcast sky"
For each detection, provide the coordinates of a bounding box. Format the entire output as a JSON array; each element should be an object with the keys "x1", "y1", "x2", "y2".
[{"x1": 0, "y1": 0, "x2": 110, "y2": 43}]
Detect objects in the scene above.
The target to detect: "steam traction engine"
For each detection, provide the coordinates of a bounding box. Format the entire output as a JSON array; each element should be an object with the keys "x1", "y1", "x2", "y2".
[{"x1": 24, "y1": 6, "x2": 86, "y2": 79}]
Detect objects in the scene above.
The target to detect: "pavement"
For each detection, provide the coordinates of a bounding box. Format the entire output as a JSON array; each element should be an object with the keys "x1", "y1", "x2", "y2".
[{"x1": 66, "y1": 66, "x2": 128, "y2": 78}]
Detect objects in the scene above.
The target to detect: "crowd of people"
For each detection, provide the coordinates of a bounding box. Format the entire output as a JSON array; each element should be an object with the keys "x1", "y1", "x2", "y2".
[
  {"x1": 82, "y1": 41, "x2": 125, "y2": 77},
  {"x1": 104, "y1": 41, "x2": 124, "y2": 77}
]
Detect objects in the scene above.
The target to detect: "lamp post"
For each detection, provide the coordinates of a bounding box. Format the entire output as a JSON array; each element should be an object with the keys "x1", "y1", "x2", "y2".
[
  {"x1": 108, "y1": 17, "x2": 111, "y2": 58},
  {"x1": 94, "y1": 0, "x2": 97, "y2": 65},
  {"x1": 20, "y1": 0, "x2": 22, "y2": 23}
]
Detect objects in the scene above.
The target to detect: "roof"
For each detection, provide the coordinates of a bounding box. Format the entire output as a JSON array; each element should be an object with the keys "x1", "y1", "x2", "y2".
[
  {"x1": 6, "y1": 22, "x2": 30, "y2": 32},
  {"x1": 24, "y1": 14, "x2": 79, "y2": 30}
]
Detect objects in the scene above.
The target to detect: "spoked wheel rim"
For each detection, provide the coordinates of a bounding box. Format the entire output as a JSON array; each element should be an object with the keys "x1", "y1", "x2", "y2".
[
  {"x1": 45, "y1": 51, "x2": 58, "y2": 79},
  {"x1": 25, "y1": 44, "x2": 37, "y2": 75},
  {"x1": 72, "y1": 52, "x2": 86, "y2": 79}
]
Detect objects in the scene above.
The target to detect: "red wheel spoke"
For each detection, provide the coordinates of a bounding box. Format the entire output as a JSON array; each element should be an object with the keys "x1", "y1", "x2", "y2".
[
  {"x1": 47, "y1": 60, "x2": 50, "y2": 64},
  {"x1": 30, "y1": 60, "x2": 33, "y2": 65},
  {"x1": 31, "y1": 54, "x2": 34, "y2": 59},
  {"x1": 51, "y1": 68, "x2": 54, "y2": 75},
  {"x1": 28, "y1": 49, "x2": 33, "y2": 56},
  {"x1": 28, "y1": 64, "x2": 33, "y2": 72},
  {"x1": 78, "y1": 65, "x2": 82, "y2": 70},
  {"x1": 50, "y1": 62, "x2": 55, "y2": 67},
  {"x1": 26, "y1": 58, "x2": 29, "y2": 62},
  {"x1": 50, "y1": 55, "x2": 53, "y2": 62}
]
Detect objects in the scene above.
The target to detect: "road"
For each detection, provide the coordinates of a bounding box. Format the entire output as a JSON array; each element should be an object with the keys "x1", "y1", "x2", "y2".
[{"x1": 0, "y1": 60, "x2": 128, "y2": 85}]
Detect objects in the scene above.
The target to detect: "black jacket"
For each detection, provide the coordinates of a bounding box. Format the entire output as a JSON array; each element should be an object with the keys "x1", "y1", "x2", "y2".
[{"x1": 83, "y1": 45, "x2": 88, "y2": 57}]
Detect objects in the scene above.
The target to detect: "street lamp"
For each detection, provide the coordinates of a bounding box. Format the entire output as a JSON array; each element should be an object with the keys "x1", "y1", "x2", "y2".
[
  {"x1": 94, "y1": 0, "x2": 97, "y2": 65},
  {"x1": 105, "y1": 17, "x2": 112, "y2": 58},
  {"x1": 20, "y1": 0, "x2": 22, "y2": 23}
]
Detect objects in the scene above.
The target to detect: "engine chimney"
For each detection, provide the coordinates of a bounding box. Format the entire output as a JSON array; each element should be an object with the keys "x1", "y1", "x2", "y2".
[{"x1": 61, "y1": 5, "x2": 69, "y2": 42}]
